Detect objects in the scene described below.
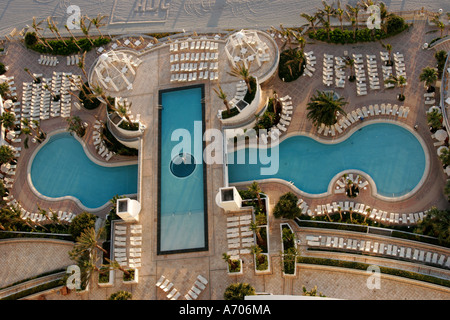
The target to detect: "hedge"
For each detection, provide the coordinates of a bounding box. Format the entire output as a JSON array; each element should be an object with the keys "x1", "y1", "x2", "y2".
[
  {"x1": 26, "y1": 34, "x2": 111, "y2": 56},
  {"x1": 297, "y1": 256, "x2": 450, "y2": 288},
  {"x1": 1, "y1": 278, "x2": 65, "y2": 300},
  {"x1": 308, "y1": 15, "x2": 409, "y2": 45}
]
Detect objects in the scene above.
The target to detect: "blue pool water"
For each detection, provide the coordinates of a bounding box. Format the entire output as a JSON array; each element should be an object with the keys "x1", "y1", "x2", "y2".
[
  {"x1": 228, "y1": 123, "x2": 426, "y2": 197},
  {"x1": 30, "y1": 132, "x2": 138, "y2": 209},
  {"x1": 159, "y1": 86, "x2": 207, "y2": 253}
]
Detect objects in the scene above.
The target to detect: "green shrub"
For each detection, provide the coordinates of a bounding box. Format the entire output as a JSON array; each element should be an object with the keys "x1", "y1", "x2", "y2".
[
  {"x1": 273, "y1": 192, "x2": 301, "y2": 219},
  {"x1": 68, "y1": 212, "x2": 97, "y2": 240},
  {"x1": 224, "y1": 283, "x2": 255, "y2": 300},
  {"x1": 278, "y1": 48, "x2": 305, "y2": 82},
  {"x1": 79, "y1": 82, "x2": 101, "y2": 110},
  {"x1": 243, "y1": 77, "x2": 257, "y2": 104},
  {"x1": 27, "y1": 36, "x2": 110, "y2": 56},
  {"x1": 0, "y1": 63, "x2": 6, "y2": 75},
  {"x1": 109, "y1": 290, "x2": 132, "y2": 300},
  {"x1": 24, "y1": 32, "x2": 38, "y2": 47},
  {"x1": 297, "y1": 256, "x2": 450, "y2": 288}
]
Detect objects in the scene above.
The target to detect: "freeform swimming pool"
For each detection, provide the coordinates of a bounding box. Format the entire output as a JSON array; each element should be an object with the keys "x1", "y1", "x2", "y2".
[
  {"x1": 158, "y1": 85, "x2": 208, "y2": 254},
  {"x1": 227, "y1": 122, "x2": 427, "y2": 198},
  {"x1": 30, "y1": 132, "x2": 138, "y2": 209}
]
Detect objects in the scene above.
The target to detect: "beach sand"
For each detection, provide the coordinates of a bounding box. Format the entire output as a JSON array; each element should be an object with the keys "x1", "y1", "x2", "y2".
[{"x1": 0, "y1": 0, "x2": 448, "y2": 37}]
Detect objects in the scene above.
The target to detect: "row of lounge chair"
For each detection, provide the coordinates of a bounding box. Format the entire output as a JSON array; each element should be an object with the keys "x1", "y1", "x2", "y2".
[
  {"x1": 306, "y1": 199, "x2": 427, "y2": 225},
  {"x1": 114, "y1": 224, "x2": 142, "y2": 268},
  {"x1": 323, "y1": 53, "x2": 334, "y2": 87},
  {"x1": 38, "y1": 55, "x2": 59, "y2": 66},
  {"x1": 334, "y1": 173, "x2": 368, "y2": 194},
  {"x1": 305, "y1": 234, "x2": 450, "y2": 269},
  {"x1": 366, "y1": 54, "x2": 381, "y2": 90},
  {"x1": 170, "y1": 52, "x2": 219, "y2": 63},
  {"x1": 226, "y1": 214, "x2": 253, "y2": 259},
  {"x1": 352, "y1": 53, "x2": 367, "y2": 95},
  {"x1": 170, "y1": 61, "x2": 218, "y2": 73},
  {"x1": 317, "y1": 103, "x2": 410, "y2": 137},
  {"x1": 170, "y1": 71, "x2": 218, "y2": 82},
  {"x1": 259, "y1": 95, "x2": 292, "y2": 144},
  {"x1": 424, "y1": 90, "x2": 436, "y2": 105},
  {"x1": 185, "y1": 275, "x2": 209, "y2": 300},
  {"x1": 393, "y1": 52, "x2": 406, "y2": 79},
  {"x1": 170, "y1": 40, "x2": 219, "y2": 52},
  {"x1": 156, "y1": 275, "x2": 181, "y2": 300},
  {"x1": 304, "y1": 51, "x2": 316, "y2": 77},
  {"x1": 92, "y1": 120, "x2": 114, "y2": 161},
  {"x1": 66, "y1": 54, "x2": 80, "y2": 66}
]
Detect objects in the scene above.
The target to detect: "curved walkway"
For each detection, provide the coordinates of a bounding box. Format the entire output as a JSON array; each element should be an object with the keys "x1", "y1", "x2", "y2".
[{"x1": 0, "y1": 238, "x2": 74, "y2": 289}]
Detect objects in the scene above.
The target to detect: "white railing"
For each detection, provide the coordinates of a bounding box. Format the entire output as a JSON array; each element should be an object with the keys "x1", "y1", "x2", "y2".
[{"x1": 440, "y1": 51, "x2": 450, "y2": 136}]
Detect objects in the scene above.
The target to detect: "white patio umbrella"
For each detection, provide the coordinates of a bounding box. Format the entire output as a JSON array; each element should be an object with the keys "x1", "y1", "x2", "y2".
[
  {"x1": 435, "y1": 129, "x2": 448, "y2": 141},
  {"x1": 1, "y1": 163, "x2": 10, "y2": 172},
  {"x1": 6, "y1": 131, "x2": 15, "y2": 140},
  {"x1": 446, "y1": 97, "x2": 450, "y2": 105},
  {"x1": 437, "y1": 145, "x2": 448, "y2": 156},
  {"x1": 428, "y1": 106, "x2": 440, "y2": 113},
  {"x1": 445, "y1": 166, "x2": 450, "y2": 176}
]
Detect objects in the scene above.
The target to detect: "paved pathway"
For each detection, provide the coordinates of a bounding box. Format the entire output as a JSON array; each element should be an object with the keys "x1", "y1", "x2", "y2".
[{"x1": 1, "y1": 16, "x2": 450, "y2": 301}]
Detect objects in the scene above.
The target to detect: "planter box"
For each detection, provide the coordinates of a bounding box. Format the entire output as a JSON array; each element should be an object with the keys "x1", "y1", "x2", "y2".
[
  {"x1": 227, "y1": 259, "x2": 243, "y2": 275},
  {"x1": 254, "y1": 253, "x2": 271, "y2": 274},
  {"x1": 123, "y1": 268, "x2": 139, "y2": 284},
  {"x1": 280, "y1": 223, "x2": 297, "y2": 277},
  {"x1": 98, "y1": 269, "x2": 114, "y2": 287}
]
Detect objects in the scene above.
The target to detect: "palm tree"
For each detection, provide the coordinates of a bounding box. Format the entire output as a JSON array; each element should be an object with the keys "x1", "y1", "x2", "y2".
[
  {"x1": 89, "y1": 14, "x2": 107, "y2": 38},
  {"x1": 335, "y1": 0, "x2": 345, "y2": 30},
  {"x1": 284, "y1": 47, "x2": 305, "y2": 78},
  {"x1": 24, "y1": 68, "x2": 39, "y2": 83},
  {"x1": 0, "y1": 82, "x2": 11, "y2": 98},
  {"x1": 419, "y1": 67, "x2": 438, "y2": 92},
  {"x1": 0, "y1": 145, "x2": 15, "y2": 165},
  {"x1": 222, "y1": 252, "x2": 239, "y2": 271},
  {"x1": 43, "y1": 84, "x2": 59, "y2": 101},
  {"x1": 300, "y1": 13, "x2": 317, "y2": 32},
  {"x1": 346, "y1": 4, "x2": 361, "y2": 40},
  {"x1": 46, "y1": 16, "x2": 67, "y2": 46},
  {"x1": 345, "y1": 10, "x2": 357, "y2": 40},
  {"x1": 115, "y1": 100, "x2": 137, "y2": 130},
  {"x1": 69, "y1": 226, "x2": 108, "y2": 288},
  {"x1": 31, "y1": 16, "x2": 52, "y2": 50},
  {"x1": 66, "y1": 115, "x2": 86, "y2": 138},
  {"x1": 444, "y1": 180, "x2": 450, "y2": 201},
  {"x1": 431, "y1": 17, "x2": 446, "y2": 38},
  {"x1": 349, "y1": 206, "x2": 353, "y2": 223},
  {"x1": 381, "y1": 42, "x2": 393, "y2": 65},
  {"x1": 79, "y1": 15, "x2": 94, "y2": 45},
  {"x1": 228, "y1": 61, "x2": 253, "y2": 94},
  {"x1": 414, "y1": 207, "x2": 450, "y2": 244},
  {"x1": 270, "y1": 24, "x2": 295, "y2": 50},
  {"x1": 292, "y1": 32, "x2": 306, "y2": 52},
  {"x1": 439, "y1": 147, "x2": 450, "y2": 166},
  {"x1": 224, "y1": 283, "x2": 255, "y2": 300},
  {"x1": 213, "y1": 85, "x2": 231, "y2": 115},
  {"x1": 364, "y1": 208, "x2": 371, "y2": 223},
  {"x1": 0, "y1": 111, "x2": 16, "y2": 131},
  {"x1": 64, "y1": 24, "x2": 83, "y2": 51},
  {"x1": 250, "y1": 222, "x2": 264, "y2": 246},
  {"x1": 427, "y1": 109, "x2": 443, "y2": 130},
  {"x1": 342, "y1": 57, "x2": 355, "y2": 81},
  {"x1": 248, "y1": 181, "x2": 263, "y2": 208},
  {"x1": 337, "y1": 206, "x2": 343, "y2": 221},
  {"x1": 306, "y1": 90, "x2": 348, "y2": 128},
  {"x1": 384, "y1": 74, "x2": 407, "y2": 100},
  {"x1": 319, "y1": 1, "x2": 336, "y2": 28}
]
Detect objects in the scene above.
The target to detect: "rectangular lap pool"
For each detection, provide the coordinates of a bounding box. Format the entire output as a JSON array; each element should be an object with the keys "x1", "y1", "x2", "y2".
[{"x1": 158, "y1": 85, "x2": 208, "y2": 254}]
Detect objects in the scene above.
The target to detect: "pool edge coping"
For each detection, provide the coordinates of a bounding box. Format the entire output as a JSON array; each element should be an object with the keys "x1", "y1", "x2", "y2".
[
  {"x1": 229, "y1": 119, "x2": 431, "y2": 203},
  {"x1": 26, "y1": 128, "x2": 139, "y2": 213}
]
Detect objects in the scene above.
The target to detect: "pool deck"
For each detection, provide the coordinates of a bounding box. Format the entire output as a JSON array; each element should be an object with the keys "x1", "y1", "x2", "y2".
[{"x1": 1, "y1": 17, "x2": 450, "y2": 300}]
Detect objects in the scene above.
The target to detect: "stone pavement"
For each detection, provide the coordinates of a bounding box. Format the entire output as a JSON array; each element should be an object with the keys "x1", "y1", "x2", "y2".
[{"x1": 1, "y1": 18, "x2": 450, "y2": 300}]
